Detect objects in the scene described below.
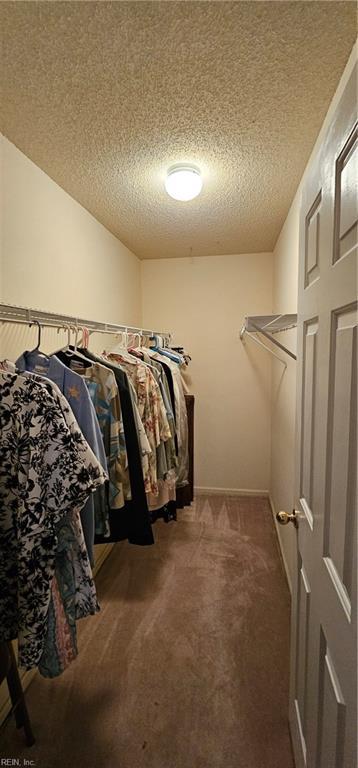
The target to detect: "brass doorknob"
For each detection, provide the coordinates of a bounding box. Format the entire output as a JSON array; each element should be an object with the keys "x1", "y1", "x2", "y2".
[{"x1": 276, "y1": 510, "x2": 299, "y2": 528}]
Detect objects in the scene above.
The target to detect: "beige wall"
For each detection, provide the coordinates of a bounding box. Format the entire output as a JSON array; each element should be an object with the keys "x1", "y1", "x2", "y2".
[
  {"x1": 0, "y1": 135, "x2": 142, "y2": 360},
  {"x1": 270, "y1": 42, "x2": 357, "y2": 591},
  {"x1": 0, "y1": 135, "x2": 143, "y2": 719},
  {"x1": 1, "y1": 40, "x2": 356, "y2": 606},
  {"x1": 270, "y1": 198, "x2": 299, "y2": 591},
  {"x1": 142, "y1": 252, "x2": 273, "y2": 492}
]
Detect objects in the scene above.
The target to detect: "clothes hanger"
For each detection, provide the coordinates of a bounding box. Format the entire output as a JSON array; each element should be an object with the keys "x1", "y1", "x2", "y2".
[
  {"x1": 56, "y1": 323, "x2": 73, "y2": 355},
  {"x1": 128, "y1": 331, "x2": 145, "y2": 359},
  {"x1": 54, "y1": 324, "x2": 92, "y2": 368},
  {"x1": 29, "y1": 320, "x2": 42, "y2": 352},
  {"x1": 26, "y1": 320, "x2": 49, "y2": 360},
  {"x1": 50, "y1": 323, "x2": 72, "y2": 356},
  {"x1": 105, "y1": 328, "x2": 139, "y2": 364},
  {"x1": 109, "y1": 330, "x2": 158, "y2": 374},
  {"x1": 132, "y1": 334, "x2": 165, "y2": 373},
  {"x1": 73, "y1": 324, "x2": 90, "y2": 352},
  {"x1": 73, "y1": 325, "x2": 79, "y2": 352},
  {"x1": 131, "y1": 332, "x2": 144, "y2": 350},
  {"x1": 151, "y1": 336, "x2": 184, "y2": 363},
  {"x1": 80, "y1": 326, "x2": 90, "y2": 350}
]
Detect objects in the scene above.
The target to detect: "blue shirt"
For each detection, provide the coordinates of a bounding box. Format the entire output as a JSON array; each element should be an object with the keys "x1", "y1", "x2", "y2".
[{"x1": 152, "y1": 347, "x2": 184, "y2": 364}]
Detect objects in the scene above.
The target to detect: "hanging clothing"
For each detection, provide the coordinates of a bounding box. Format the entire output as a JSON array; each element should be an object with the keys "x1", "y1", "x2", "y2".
[
  {"x1": 140, "y1": 354, "x2": 177, "y2": 470},
  {"x1": 105, "y1": 351, "x2": 179, "y2": 513},
  {"x1": 0, "y1": 370, "x2": 106, "y2": 670},
  {"x1": 152, "y1": 347, "x2": 185, "y2": 365},
  {"x1": 1, "y1": 322, "x2": 192, "y2": 683},
  {"x1": 145, "y1": 349, "x2": 189, "y2": 488},
  {"x1": 107, "y1": 352, "x2": 172, "y2": 495},
  {"x1": 15, "y1": 350, "x2": 107, "y2": 565},
  {"x1": 131, "y1": 349, "x2": 177, "y2": 428},
  {"x1": 77, "y1": 349, "x2": 154, "y2": 547},
  {"x1": 38, "y1": 563, "x2": 78, "y2": 678},
  {"x1": 57, "y1": 351, "x2": 129, "y2": 539},
  {"x1": 12, "y1": 368, "x2": 101, "y2": 616}
]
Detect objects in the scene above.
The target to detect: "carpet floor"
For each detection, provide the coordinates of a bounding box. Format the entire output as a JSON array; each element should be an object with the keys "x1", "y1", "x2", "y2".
[{"x1": 0, "y1": 494, "x2": 294, "y2": 768}]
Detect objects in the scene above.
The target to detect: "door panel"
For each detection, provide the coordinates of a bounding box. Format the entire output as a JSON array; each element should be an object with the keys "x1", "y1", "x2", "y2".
[
  {"x1": 295, "y1": 559, "x2": 311, "y2": 754},
  {"x1": 324, "y1": 305, "x2": 357, "y2": 612},
  {"x1": 290, "y1": 62, "x2": 357, "y2": 768},
  {"x1": 305, "y1": 192, "x2": 322, "y2": 286},
  {"x1": 317, "y1": 632, "x2": 346, "y2": 768},
  {"x1": 333, "y1": 126, "x2": 358, "y2": 264},
  {"x1": 300, "y1": 318, "x2": 318, "y2": 520}
]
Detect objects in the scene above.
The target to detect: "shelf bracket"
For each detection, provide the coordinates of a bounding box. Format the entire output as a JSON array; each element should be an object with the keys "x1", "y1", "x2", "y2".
[
  {"x1": 249, "y1": 321, "x2": 297, "y2": 361},
  {"x1": 241, "y1": 328, "x2": 287, "y2": 367}
]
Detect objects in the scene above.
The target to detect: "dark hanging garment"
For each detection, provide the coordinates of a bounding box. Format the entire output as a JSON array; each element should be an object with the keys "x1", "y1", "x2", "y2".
[
  {"x1": 176, "y1": 394, "x2": 194, "y2": 509},
  {"x1": 155, "y1": 359, "x2": 176, "y2": 426},
  {"x1": 159, "y1": 360, "x2": 178, "y2": 455},
  {"x1": 80, "y1": 350, "x2": 154, "y2": 547}
]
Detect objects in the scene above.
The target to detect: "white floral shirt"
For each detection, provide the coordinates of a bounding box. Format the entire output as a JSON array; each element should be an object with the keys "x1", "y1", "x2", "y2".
[{"x1": 0, "y1": 371, "x2": 106, "y2": 669}]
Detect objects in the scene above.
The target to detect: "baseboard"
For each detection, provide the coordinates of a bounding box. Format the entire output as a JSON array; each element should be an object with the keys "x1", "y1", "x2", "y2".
[
  {"x1": 194, "y1": 486, "x2": 269, "y2": 497},
  {"x1": 93, "y1": 543, "x2": 114, "y2": 576},
  {"x1": 0, "y1": 543, "x2": 115, "y2": 727},
  {"x1": 269, "y1": 494, "x2": 293, "y2": 594}
]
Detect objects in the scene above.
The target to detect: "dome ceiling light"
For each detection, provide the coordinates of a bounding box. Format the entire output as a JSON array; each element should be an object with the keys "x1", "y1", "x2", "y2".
[{"x1": 165, "y1": 165, "x2": 203, "y2": 201}]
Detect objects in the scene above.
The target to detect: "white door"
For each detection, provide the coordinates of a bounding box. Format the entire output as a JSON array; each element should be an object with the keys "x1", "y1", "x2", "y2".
[{"x1": 289, "y1": 63, "x2": 357, "y2": 768}]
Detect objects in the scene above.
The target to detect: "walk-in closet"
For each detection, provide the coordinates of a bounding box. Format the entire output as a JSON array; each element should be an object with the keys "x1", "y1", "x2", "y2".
[{"x1": 0, "y1": 3, "x2": 357, "y2": 767}]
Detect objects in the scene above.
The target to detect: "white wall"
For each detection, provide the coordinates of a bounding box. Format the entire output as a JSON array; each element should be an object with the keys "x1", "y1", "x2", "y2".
[
  {"x1": 142, "y1": 253, "x2": 273, "y2": 492},
  {"x1": 270, "y1": 42, "x2": 357, "y2": 591},
  {"x1": 0, "y1": 135, "x2": 142, "y2": 360}
]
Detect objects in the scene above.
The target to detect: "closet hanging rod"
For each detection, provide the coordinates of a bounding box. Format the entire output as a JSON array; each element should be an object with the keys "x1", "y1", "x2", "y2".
[{"x1": 0, "y1": 301, "x2": 171, "y2": 340}]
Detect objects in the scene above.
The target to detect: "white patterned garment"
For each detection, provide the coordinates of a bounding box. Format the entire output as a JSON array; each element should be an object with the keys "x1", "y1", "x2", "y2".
[
  {"x1": 0, "y1": 371, "x2": 106, "y2": 669},
  {"x1": 149, "y1": 351, "x2": 189, "y2": 487},
  {"x1": 20, "y1": 371, "x2": 104, "y2": 619}
]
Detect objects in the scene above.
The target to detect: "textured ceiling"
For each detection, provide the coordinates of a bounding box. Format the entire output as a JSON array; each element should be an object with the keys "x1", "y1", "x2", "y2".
[{"x1": 1, "y1": 2, "x2": 356, "y2": 259}]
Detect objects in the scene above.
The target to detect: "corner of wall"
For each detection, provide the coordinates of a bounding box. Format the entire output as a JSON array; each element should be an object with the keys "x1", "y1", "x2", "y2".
[{"x1": 138, "y1": 256, "x2": 146, "y2": 329}]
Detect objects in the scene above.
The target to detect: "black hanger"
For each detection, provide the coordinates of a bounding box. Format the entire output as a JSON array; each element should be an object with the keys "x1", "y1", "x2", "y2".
[
  {"x1": 28, "y1": 321, "x2": 42, "y2": 353},
  {"x1": 56, "y1": 345, "x2": 92, "y2": 369}
]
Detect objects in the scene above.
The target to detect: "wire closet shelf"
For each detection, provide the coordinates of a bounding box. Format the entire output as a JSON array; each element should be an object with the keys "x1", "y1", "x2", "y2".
[
  {"x1": 0, "y1": 301, "x2": 171, "y2": 344},
  {"x1": 240, "y1": 313, "x2": 297, "y2": 365}
]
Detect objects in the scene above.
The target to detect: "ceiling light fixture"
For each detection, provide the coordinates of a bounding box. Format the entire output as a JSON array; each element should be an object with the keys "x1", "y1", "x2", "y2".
[{"x1": 165, "y1": 165, "x2": 203, "y2": 201}]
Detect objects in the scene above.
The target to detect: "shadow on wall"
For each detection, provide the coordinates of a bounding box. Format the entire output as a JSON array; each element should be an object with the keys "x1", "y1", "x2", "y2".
[
  {"x1": 271, "y1": 363, "x2": 287, "y2": 411},
  {"x1": 241, "y1": 337, "x2": 272, "y2": 403}
]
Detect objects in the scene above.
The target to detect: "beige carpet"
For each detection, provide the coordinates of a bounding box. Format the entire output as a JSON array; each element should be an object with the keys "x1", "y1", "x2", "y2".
[{"x1": 0, "y1": 495, "x2": 294, "y2": 768}]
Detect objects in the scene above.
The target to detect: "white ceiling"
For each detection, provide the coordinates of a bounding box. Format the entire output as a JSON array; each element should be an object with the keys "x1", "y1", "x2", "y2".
[{"x1": 1, "y1": 1, "x2": 356, "y2": 259}]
